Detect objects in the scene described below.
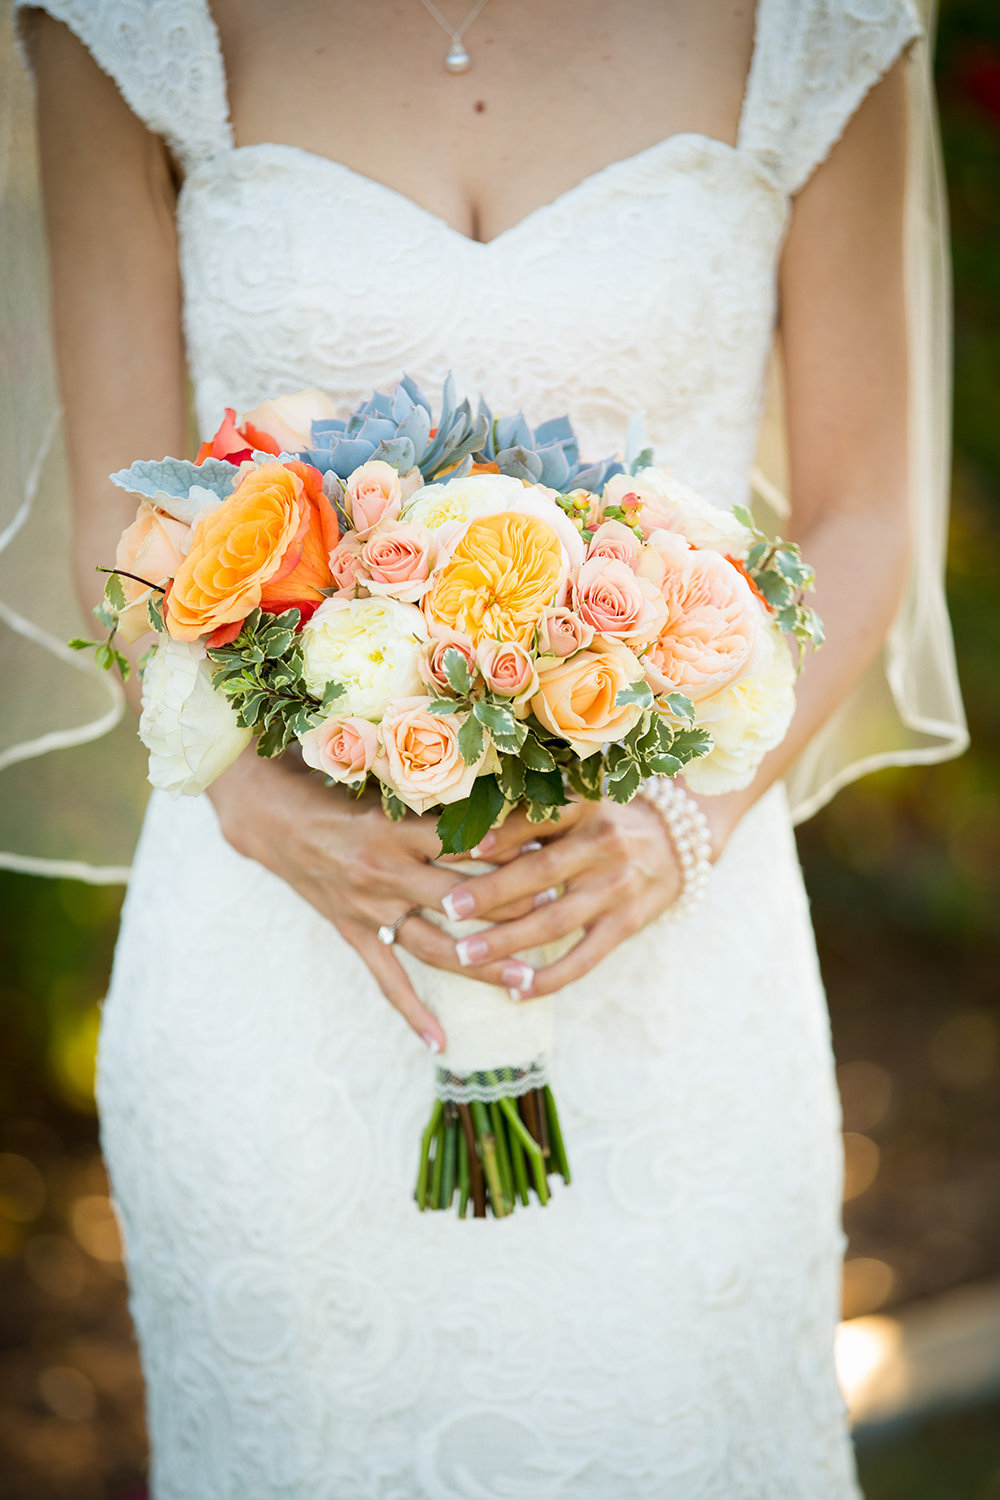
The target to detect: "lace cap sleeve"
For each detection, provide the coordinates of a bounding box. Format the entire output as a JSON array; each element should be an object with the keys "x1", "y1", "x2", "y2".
[
  {"x1": 740, "y1": 0, "x2": 923, "y2": 197},
  {"x1": 13, "y1": 0, "x2": 231, "y2": 173}
]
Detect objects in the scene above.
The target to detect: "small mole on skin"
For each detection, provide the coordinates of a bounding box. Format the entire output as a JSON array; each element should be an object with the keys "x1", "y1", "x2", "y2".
[{"x1": 474, "y1": 99, "x2": 486, "y2": 113}]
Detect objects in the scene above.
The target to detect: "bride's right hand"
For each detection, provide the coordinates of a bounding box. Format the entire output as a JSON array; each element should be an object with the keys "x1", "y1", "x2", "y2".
[{"x1": 206, "y1": 751, "x2": 519, "y2": 1050}]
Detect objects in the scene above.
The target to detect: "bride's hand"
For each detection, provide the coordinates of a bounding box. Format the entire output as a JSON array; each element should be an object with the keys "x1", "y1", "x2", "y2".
[
  {"x1": 207, "y1": 753, "x2": 538, "y2": 1048},
  {"x1": 438, "y1": 798, "x2": 685, "y2": 999}
]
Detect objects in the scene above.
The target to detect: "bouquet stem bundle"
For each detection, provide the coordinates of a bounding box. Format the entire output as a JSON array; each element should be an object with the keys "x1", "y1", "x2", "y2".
[{"x1": 415, "y1": 1071, "x2": 570, "y2": 1217}]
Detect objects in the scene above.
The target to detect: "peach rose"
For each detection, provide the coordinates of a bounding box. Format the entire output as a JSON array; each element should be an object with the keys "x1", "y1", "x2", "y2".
[
  {"x1": 535, "y1": 606, "x2": 594, "y2": 658},
  {"x1": 586, "y1": 519, "x2": 641, "y2": 568},
  {"x1": 166, "y1": 462, "x2": 332, "y2": 641},
  {"x1": 300, "y1": 715, "x2": 379, "y2": 786},
  {"x1": 477, "y1": 640, "x2": 538, "y2": 712},
  {"x1": 604, "y1": 468, "x2": 754, "y2": 554},
  {"x1": 574, "y1": 555, "x2": 667, "y2": 644},
  {"x1": 531, "y1": 643, "x2": 646, "y2": 758},
  {"x1": 240, "y1": 389, "x2": 340, "y2": 454},
  {"x1": 344, "y1": 460, "x2": 403, "y2": 537},
  {"x1": 362, "y1": 522, "x2": 437, "y2": 603},
  {"x1": 375, "y1": 697, "x2": 487, "y2": 815},
  {"x1": 425, "y1": 511, "x2": 564, "y2": 646},
  {"x1": 114, "y1": 501, "x2": 191, "y2": 643},
  {"x1": 419, "y1": 632, "x2": 478, "y2": 695},
  {"x1": 641, "y1": 530, "x2": 761, "y2": 700},
  {"x1": 329, "y1": 534, "x2": 370, "y2": 595}
]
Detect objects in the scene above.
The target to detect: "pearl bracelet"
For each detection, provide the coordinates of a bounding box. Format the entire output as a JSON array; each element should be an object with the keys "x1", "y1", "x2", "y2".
[{"x1": 637, "y1": 776, "x2": 713, "y2": 923}]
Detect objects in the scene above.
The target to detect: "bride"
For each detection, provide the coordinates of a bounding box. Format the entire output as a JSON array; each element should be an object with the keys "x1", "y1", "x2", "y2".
[{"x1": 10, "y1": 0, "x2": 966, "y2": 1494}]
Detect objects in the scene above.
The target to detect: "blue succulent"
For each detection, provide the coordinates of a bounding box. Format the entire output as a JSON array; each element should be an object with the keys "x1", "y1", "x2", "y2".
[
  {"x1": 296, "y1": 373, "x2": 488, "y2": 483},
  {"x1": 474, "y1": 400, "x2": 625, "y2": 493}
]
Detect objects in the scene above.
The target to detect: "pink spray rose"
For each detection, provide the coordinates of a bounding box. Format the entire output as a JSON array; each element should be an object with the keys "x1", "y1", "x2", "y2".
[
  {"x1": 300, "y1": 715, "x2": 379, "y2": 785},
  {"x1": 328, "y1": 534, "x2": 370, "y2": 595},
  {"x1": 362, "y1": 522, "x2": 437, "y2": 603},
  {"x1": 344, "y1": 460, "x2": 403, "y2": 537},
  {"x1": 419, "y1": 632, "x2": 478, "y2": 694},
  {"x1": 586, "y1": 519, "x2": 641, "y2": 568},
  {"x1": 535, "y1": 606, "x2": 594, "y2": 658},
  {"x1": 476, "y1": 640, "x2": 539, "y2": 713},
  {"x1": 574, "y1": 555, "x2": 667, "y2": 644}
]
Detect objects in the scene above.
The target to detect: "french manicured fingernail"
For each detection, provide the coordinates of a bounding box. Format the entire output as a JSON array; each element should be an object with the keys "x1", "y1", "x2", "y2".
[
  {"x1": 456, "y1": 935, "x2": 489, "y2": 967},
  {"x1": 470, "y1": 832, "x2": 496, "y2": 858},
  {"x1": 521, "y1": 840, "x2": 543, "y2": 853},
  {"x1": 422, "y1": 1033, "x2": 442, "y2": 1054},
  {"x1": 533, "y1": 886, "x2": 558, "y2": 909},
  {"x1": 442, "y1": 889, "x2": 475, "y2": 922},
  {"x1": 502, "y1": 960, "x2": 534, "y2": 995}
]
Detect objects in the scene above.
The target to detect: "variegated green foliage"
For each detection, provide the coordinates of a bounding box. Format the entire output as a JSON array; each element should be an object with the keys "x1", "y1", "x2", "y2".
[
  {"x1": 206, "y1": 609, "x2": 337, "y2": 758},
  {"x1": 733, "y1": 505, "x2": 824, "y2": 659}
]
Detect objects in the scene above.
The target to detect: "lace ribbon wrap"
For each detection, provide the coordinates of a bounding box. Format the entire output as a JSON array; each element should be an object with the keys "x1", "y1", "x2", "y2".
[{"x1": 398, "y1": 860, "x2": 576, "y2": 1097}]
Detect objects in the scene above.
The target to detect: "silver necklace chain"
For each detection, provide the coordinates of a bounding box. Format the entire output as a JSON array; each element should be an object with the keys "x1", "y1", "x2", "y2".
[{"x1": 418, "y1": 0, "x2": 492, "y2": 72}]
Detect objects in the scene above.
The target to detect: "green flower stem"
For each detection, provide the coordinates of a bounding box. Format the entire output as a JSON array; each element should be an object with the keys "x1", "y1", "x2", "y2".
[
  {"x1": 457, "y1": 1125, "x2": 471, "y2": 1218},
  {"x1": 457, "y1": 1102, "x2": 487, "y2": 1217},
  {"x1": 488, "y1": 1100, "x2": 515, "y2": 1214},
  {"x1": 518, "y1": 1087, "x2": 541, "y2": 1147},
  {"x1": 416, "y1": 1098, "x2": 443, "y2": 1211},
  {"x1": 499, "y1": 1096, "x2": 549, "y2": 1205},
  {"x1": 430, "y1": 1114, "x2": 446, "y2": 1209},
  {"x1": 543, "y1": 1084, "x2": 571, "y2": 1184},
  {"x1": 507, "y1": 1114, "x2": 531, "y2": 1207},
  {"x1": 441, "y1": 1106, "x2": 459, "y2": 1210},
  {"x1": 533, "y1": 1086, "x2": 551, "y2": 1162},
  {"x1": 470, "y1": 1099, "x2": 508, "y2": 1216}
]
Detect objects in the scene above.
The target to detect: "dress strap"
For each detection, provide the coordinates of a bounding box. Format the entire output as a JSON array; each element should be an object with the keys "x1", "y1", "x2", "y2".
[
  {"x1": 738, "y1": 0, "x2": 923, "y2": 196},
  {"x1": 14, "y1": 0, "x2": 232, "y2": 173}
]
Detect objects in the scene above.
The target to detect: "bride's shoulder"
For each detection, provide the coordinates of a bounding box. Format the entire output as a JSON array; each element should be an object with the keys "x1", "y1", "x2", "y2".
[
  {"x1": 743, "y1": 0, "x2": 923, "y2": 196},
  {"x1": 13, "y1": 0, "x2": 230, "y2": 172}
]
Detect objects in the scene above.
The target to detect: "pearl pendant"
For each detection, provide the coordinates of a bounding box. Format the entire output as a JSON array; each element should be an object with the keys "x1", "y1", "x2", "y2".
[{"x1": 445, "y1": 37, "x2": 471, "y2": 72}]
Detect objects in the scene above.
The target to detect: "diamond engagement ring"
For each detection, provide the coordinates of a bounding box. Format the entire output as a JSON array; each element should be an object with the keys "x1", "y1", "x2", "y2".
[{"x1": 377, "y1": 907, "x2": 421, "y2": 946}]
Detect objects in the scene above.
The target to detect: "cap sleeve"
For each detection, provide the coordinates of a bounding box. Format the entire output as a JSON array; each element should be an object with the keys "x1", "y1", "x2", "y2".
[
  {"x1": 13, "y1": 0, "x2": 232, "y2": 174},
  {"x1": 740, "y1": 0, "x2": 923, "y2": 197}
]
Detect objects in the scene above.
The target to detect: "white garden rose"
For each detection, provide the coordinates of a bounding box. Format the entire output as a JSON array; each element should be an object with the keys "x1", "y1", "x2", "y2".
[
  {"x1": 138, "y1": 636, "x2": 252, "y2": 798},
  {"x1": 300, "y1": 596, "x2": 429, "y2": 720},
  {"x1": 604, "y1": 467, "x2": 754, "y2": 555},
  {"x1": 401, "y1": 472, "x2": 528, "y2": 532},
  {"x1": 683, "y1": 624, "x2": 797, "y2": 794}
]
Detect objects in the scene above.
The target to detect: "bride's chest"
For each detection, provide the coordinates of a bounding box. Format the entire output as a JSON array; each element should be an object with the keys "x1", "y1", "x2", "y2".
[{"x1": 177, "y1": 136, "x2": 788, "y2": 485}]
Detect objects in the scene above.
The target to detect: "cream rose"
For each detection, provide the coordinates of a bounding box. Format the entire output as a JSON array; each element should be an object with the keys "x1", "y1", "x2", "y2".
[
  {"x1": 138, "y1": 636, "x2": 251, "y2": 797},
  {"x1": 574, "y1": 555, "x2": 667, "y2": 644},
  {"x1": 114, "y1": 501, "x2": 191, "y2": 643},
  {"x1": 362, "y1": 522, "x2": 437, "y2": 602},
  {"x1": 477, "y1": 640, "x2": 539, "y2": 711},
  {"x1": 641, "y1": 530, "x2": 761, "y2": 700},
  {"x1": 604, "y1": 467, "x2": 754, "y2": 554},
  {"x1": 376, "y1": 697, "x2": 488, "y2": 815},
  {"x1": 344, "y1": 460, "x2": 403, "y2": 537},
  {"x1": 301, "y1": 596, "x2": 428, "y2": 720},
  {"x1": 531, "y1": 643, "x2": 646, "y2": 758},
  {"x1": 300, "y1": 715, "x2": 378, "y2": 785},
  {"x1": 683, "y1": 624, "x2": 796, "y2": 794},
  {"x1": 241, "y1": 389, "x2": 339, "y2": 452}
]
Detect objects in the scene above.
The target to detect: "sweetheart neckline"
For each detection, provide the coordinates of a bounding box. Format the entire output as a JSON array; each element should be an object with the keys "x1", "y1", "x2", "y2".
[{"x1": 183, "y1": 133, "x2": 783, "y2": 249}]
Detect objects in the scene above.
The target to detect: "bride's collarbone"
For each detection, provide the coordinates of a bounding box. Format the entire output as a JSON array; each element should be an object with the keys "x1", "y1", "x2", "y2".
[{"x1": 207, "y1": 0, "x2": 757, "y2": 243}]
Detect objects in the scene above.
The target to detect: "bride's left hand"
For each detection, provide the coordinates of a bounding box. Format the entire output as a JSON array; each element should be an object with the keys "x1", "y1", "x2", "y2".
[{"x1": 440, "y1": 799, "x2": 684, "y2": 999}]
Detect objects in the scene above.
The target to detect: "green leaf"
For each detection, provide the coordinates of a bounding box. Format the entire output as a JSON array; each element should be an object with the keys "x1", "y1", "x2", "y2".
[
  {"x1": 645, "y1": 753, "x2": 682, "y2": 777},
  {"x1": 663, "y1": 692, "x2": 696, "y2": 723},
  {"x1": 614, "y1": 680, "x2": 653, "y2": 710},
  {"x1": 606, "y1": 761, "x2": 642, "y2": 803},
  {"x1": 110, "y1": 649, "x2": 131, "y2": 682},
  {"x1": 442, "y1": 646, "x2": 473, "y2": 696},
  {"x1": 754, "y1": 571, "x2": 793, "y2": 609},
  {"x1": 147, "y1": 594, "x2": 165, "y2": 632},
  {"x1": 731, "y1": 504, "x2": 760, "y2": 534},
  {"x1": 427, "y1": 698, "x2": 466, "y2": 714},
  {"x1": 67, "y1": 638, "x2": 97, "y2": 651},
  {"x1": 103, "y1": 572, "x2": 126, "y2": 612},
  {"x1": 670, "y1": 727, "x2": 714, "y2": 763},
  {"x1": 519, "y1": 736, "x2": 555, "y2": 772},
  {"x1": 566, "y1": 757, "x2": 603, "y2": 800},
  {"x1": 523, "y1": 767, "x2": 568, "y2": 808},
  {"x1": 263, "y1": 629, "x2": 294, "y2": 658},
  {"x1": 321, "y1": 680, "x2": 346, "y2": 712},
  {"x1": 382, "y1": 788, "x2": 407, "y2": 822},
  {"x1": 498, "y1": 754, "x2": 526, "y2": 802},
  {"x1": 436, "y1": 774, "x2": 506, "y2": 855},
  {"x1": 473, "y1": 699, "x2": 525, "y2": 752},
  {"x1": 457, "y1": 712, "x2": 485, "y2": 766},
  {"x1": 774, "y1": 548, "x2": 813, "y2": 587}
]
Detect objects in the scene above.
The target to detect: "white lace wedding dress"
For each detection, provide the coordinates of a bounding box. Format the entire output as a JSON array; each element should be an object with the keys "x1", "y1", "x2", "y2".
[{"x1": 19, "y1": 0, "x2": 922, "y2": 1494}]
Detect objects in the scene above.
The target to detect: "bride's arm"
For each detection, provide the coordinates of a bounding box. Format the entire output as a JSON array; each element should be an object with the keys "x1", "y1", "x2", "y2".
[
  {"x1": 33, "y1": 16, "x2": 530, "y2": 1045},
  {"x1": 443, "y1": 57, "x2": 912, "y2": 992}
]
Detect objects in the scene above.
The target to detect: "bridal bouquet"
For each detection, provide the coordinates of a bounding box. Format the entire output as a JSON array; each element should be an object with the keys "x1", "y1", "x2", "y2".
[{"x1": 77, "y1": 375, "x2": 821, "y2": 1218}]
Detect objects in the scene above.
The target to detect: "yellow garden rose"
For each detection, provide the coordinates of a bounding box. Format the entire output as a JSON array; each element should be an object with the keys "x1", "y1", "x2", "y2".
[{"x1": 424, "y1": 512, "x2": 563, "y2": 645}]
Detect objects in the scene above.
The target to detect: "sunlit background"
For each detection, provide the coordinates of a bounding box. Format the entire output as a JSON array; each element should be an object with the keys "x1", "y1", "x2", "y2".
[{"x1": 2, "y1": 2, "x2": 1000, "y2": 1496}]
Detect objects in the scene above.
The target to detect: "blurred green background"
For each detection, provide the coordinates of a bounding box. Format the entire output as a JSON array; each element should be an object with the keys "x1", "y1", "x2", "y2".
[{"x1": 2, "y1": 2, "x2": 1000, "y2": 1496}]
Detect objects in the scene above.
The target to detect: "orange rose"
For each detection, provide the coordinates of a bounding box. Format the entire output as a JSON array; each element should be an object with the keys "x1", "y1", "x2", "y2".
[
  {"x1": 531, "y1": 643, "x2": 645, "y2": 758},
  {"x1": 195, "y1": 407, "x2": 280, "y2": 464},
  {"x1": 258, "y1": 461, "x2": 339, "y2": 621},
  {"x1": 166, "y1": 462, "x2": 336, "y2": 641},
  {"x1": 424, "y1": 512, "x2": 563, "y2": 646}
]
